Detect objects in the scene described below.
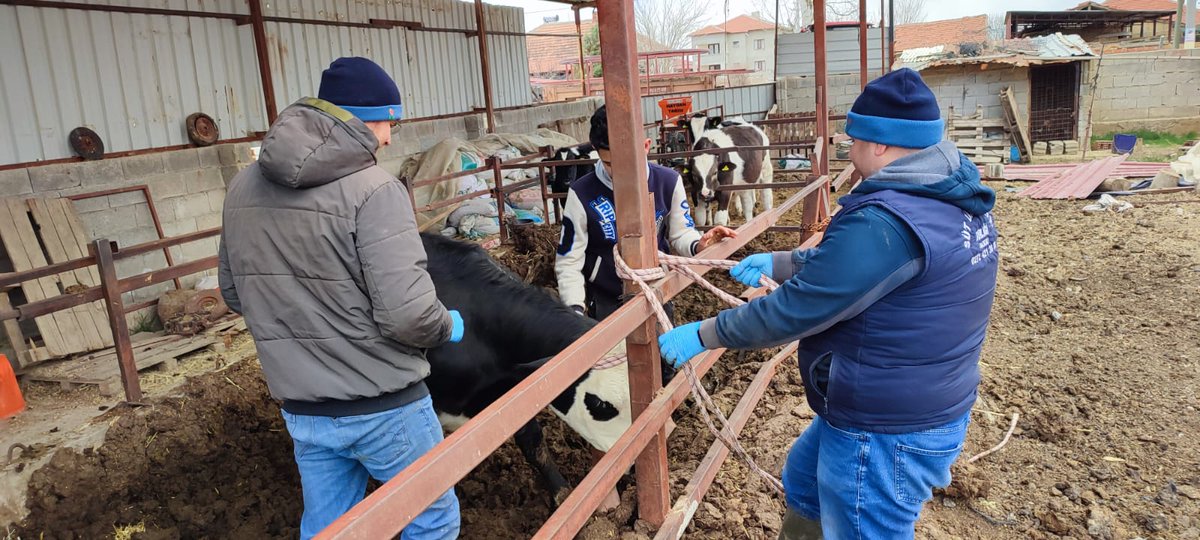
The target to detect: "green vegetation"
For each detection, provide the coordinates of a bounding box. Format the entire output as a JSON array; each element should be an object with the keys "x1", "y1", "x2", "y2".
[{"x1": 1091, "y1": 130, "x2": 1197, "y2": 146}]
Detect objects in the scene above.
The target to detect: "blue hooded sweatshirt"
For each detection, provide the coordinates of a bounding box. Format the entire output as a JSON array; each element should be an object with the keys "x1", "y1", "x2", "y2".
[{"x1": 699, "y1": 141, "x2": 999, "y2": 433}]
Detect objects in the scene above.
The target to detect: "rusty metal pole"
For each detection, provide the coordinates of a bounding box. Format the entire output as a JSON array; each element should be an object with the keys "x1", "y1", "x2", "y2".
[
  {"x1": 859, "y1": 0, "x2": 868, "y2": 90},
  {"x1": 879, "y1": 0, "x2": 887, "y2": 75},
  {"x1": 490, "y1": 156, "x2": 507, "y2": 243},
  {"x1": 803, "y1": 0, "x2": 831, "y2": 244},
  {"x1": 887, "y1": 0, "x2": 895, "y2": 71},
  {"x1": 94, "y1": 239, "x2": 141, "y2": 403},
  {"x1": 576, "y1": 6, "x2": 589, "y2": 97},
  {"x1": 596, "y1": 0, "x2": 670, "y2": 527},
  {"x1": 474, "y1": 0, "x2": 496, "y2": 133},
  {"x1": 248, "y1": 0, "x2": 278, "y2": 126}
]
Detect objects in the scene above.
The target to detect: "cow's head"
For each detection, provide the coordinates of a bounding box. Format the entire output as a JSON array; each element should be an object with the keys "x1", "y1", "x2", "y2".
[
  {"x1": 547, "y1": 146, "x2": 581, "y2": 193},
  {"x1": 547, "y1": 343, "x2": 637, "y2": 452},
  {"x1": 690, "y1": 151, "x2": 738, "y2": 202}
]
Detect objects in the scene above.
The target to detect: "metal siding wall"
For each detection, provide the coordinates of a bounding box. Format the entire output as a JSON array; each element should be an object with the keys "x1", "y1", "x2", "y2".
[
  {"x1": 640, "y1": 84, "x2": 776, "y2": 125},
  {"x1": 778, "y1": 29, "x2": 885, "y2": 77},
  {"x1": 1, "y1": 0, "x2": 529, "y2": 164},
  {"x1": 262, "y1": 0, "x2": 528, "y2": 118},
  {"x1": 0, "y1": 0, "x2": 262, "y2": 164}
]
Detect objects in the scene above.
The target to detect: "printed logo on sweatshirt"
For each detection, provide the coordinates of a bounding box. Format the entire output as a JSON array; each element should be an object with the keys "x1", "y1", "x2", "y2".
[
  {"x1": 680, "y1": 199, "x2": 695, "y2": 228},
  {"x1": 591, "y1": 196, "x2": 617, "y2": 241}
]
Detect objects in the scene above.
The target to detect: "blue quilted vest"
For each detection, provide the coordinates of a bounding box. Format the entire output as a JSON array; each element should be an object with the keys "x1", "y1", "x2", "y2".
[
  {"x1": 571, "y1": 164, "x2": 680, "y2": 300},
  {"x1": 799, "y1": 187, "x2": 999, "y2": 433}
]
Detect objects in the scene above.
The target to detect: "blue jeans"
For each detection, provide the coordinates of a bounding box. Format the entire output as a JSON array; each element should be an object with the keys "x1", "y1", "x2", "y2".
[
  {"x1": 781, "y1": 413, "x2": 969, "y2": 539},
  {"x1": 281, "y1": 395, "x2": 460, "y2": 540}
]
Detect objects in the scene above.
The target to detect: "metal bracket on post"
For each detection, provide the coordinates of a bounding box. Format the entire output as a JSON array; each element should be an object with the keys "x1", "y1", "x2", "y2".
[{"x1": 93, "y1": 238, "x2": 142, "y2": 403}]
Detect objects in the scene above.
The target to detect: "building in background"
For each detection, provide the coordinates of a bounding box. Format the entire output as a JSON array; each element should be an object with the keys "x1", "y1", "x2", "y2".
[
  {"x1": 690, "y1": 14, "x2": 782, "y2": 84},
  {"x1": 893, "y1": 15, "x2": 989, "y2": 55}
]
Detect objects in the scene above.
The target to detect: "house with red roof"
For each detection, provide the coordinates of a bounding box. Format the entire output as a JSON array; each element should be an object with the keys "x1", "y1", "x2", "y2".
[{"x1": 689, "y1": 14, "x2": 784, "y2": 83}]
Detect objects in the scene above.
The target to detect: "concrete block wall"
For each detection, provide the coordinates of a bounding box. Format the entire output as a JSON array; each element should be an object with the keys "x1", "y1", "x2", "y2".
[
  {"x1": 8, "y1": 144, "x2": 256, "y2": 316},
  {"x1": 777, "y1": 73, "x2": 863, "y2": 116},
  {"x1": 1087, "y1": 50, "x2": 1200, "y2": 135}
]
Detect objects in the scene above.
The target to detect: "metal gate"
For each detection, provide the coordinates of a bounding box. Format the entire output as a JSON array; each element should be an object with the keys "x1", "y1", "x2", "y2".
[{"x1": 1029, "y1": 63, "x2": 1080, "y2": 143}]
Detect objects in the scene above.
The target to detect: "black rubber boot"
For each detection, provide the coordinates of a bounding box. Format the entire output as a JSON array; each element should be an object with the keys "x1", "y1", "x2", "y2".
[{"x1": 778, "y1": 508, "x2": 823, "y2": 540}]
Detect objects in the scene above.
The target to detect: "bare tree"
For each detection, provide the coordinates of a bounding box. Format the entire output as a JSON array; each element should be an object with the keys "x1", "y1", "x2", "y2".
[
  {"x1": 633, "y1": 0, "x2": 714, "y2": 51},
  {"x1": 891, "y1": 0, "x2": 928, "y2": 25},
  {"x1": 749, "y1": 0, "x2": 865, "y2": 29},
  {"x1": 986, "y1": 13, "x2": 1007, "y2": 41}
]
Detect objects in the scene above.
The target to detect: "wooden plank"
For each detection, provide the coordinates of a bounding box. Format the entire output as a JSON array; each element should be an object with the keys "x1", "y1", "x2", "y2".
[
  {"x1": 1002, "y1": 87, "x2": 1033, "y2": 163},
  {"x1": 0, "y1": 199, "x2": 67, "y2": 356},
  {"x1": 10, "y1": 199, "x2": 88, "y2": 355},
  {"x1": 947, "y1": 119, "x2": 1007, "y2": 128},
  {"x1": 27, "y1": 199, "x2": 106, "y2": 351},
  {"x1": 49, "y1": 199, "x2": 113, "y2": 347},
  {"x1": 0, "y1": 291, "x2": 29, "y2": 368}
]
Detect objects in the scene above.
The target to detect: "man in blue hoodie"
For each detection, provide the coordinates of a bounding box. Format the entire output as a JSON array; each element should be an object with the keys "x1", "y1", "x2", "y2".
[{"x1": 657, "y1": 68, "x2": 999, "y2": 539}]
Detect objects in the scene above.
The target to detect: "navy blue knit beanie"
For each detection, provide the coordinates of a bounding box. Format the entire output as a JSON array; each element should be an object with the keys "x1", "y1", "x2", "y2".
[
  {"x1": 846, "y1": 68, "x2": 943, "y2": 149},
  {"x1": 317, "y1": 57, "x2": 403, "y2": 122}
]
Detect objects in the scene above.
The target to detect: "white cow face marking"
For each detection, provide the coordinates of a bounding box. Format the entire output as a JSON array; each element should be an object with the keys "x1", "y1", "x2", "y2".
[
  {"x1": 438, "y1": 412, "x2": 471, "y2": 432},
  {"x1": 551, "y1": 363, "x2": 632, "y2": 452}
]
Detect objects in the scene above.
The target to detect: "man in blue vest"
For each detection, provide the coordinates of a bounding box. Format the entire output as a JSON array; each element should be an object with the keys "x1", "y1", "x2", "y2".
[
  {"x1": 555, "y1": 105, "x2": 737, "y2": 320},
  {"x1": 658, "y1": 68, "x2": 1000, "y2": 539}
]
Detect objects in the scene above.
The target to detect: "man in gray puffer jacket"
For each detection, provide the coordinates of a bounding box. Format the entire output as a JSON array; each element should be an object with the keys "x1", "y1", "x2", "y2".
[{"x1": 219, "y1": 57, "x2": 463, "y2": 540}]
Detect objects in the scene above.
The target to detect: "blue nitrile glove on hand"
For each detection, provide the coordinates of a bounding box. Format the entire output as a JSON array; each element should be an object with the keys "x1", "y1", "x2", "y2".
[
  {"x1": 658, "y1": 322, "x2": 706, "y2": 369},
  {"x1": 449, "y1": 310, "x2": 464, "y2": 343},
  {"x1": 730, "y1": 253, "x2": 773, "y2": 287}
]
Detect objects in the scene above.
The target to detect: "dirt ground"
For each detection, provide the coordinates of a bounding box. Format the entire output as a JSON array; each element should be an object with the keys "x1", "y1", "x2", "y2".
[{"x1": 8, "y1": 182, "x2": 1200, "y2": 539}]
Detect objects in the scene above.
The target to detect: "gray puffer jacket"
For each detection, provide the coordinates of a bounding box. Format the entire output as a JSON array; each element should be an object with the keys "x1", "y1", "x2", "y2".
[{"x1": 219, "y1": 98, "x2": 452, "y2": 416}]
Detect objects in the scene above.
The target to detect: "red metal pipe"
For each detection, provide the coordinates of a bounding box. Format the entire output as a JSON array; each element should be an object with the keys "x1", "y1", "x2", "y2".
[
  {"x1": 67, "y1": 185, "x2": 181, "y2": 290},
  {"x1": 474, "y1": 0, "x2": 496, "y2": 134},
  {"x1": 248, "y1": 0, "x2": 278, "y2": 125},
  {"x1": 859, "y1": 0, "x2": 869, "y2": 89},
  {"x1": 880, "y1": 0, "x2": 887, "y2": 75},
  {"x1": 93, "y1": 239, "x2": 141, "y2": 403},
  {"x1": 595, "y1": 0, "x2": 670, "y2": 526},
  {"x1": 653, "y1": 342, "x2": 799, "y2": 539}
]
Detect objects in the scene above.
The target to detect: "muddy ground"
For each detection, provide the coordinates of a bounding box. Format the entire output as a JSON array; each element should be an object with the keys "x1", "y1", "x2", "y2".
[{"x1": 11, "y1": 183, "x2": 1200, "y2": 539}]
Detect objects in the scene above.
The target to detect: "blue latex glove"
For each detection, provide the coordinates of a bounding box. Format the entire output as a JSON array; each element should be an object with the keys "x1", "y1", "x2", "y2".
[
  {"x1": 448, "y1": 310, "x2": 464, "y2": 343},
  {"x1": 658, "y1": 322, "x2": 706, "y2": 369},
  {"x1": 730, "y1": 253, "x2": 773, "y2": 287}
]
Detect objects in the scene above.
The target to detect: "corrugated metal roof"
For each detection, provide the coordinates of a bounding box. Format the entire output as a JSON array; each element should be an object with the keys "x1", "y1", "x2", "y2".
[{"x1": 1030, "y1": 33, "x2": 1095, "y2": 57}]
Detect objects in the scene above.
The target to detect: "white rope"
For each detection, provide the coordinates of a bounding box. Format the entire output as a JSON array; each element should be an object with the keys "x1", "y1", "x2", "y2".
[{"x1": 614, "y1": 245, "x2": 785, "y2": 497}]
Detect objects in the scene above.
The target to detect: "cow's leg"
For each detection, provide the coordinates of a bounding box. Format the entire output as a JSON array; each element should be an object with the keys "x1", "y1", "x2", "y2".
[
  {"x1": 515, "y1": 420, "x2": 572, "y2": 505},
  {"x1": 760, "y1": 157, "x2": 775, "y2": 212},
  {"x1": 693, "y1": 197, "x2": 708, "y2": 227},
  {"x1": 715, "y1": 195, "x2": 731, "y2": 227},
  {"x1": 740, "y1": 189, "x2": 756, "y2": 222}
]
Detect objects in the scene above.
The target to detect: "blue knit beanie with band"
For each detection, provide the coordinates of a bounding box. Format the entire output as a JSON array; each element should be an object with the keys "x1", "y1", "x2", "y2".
[
  {"x1": 317, "y1": 57, "x2": 403, "y2": 123},
  {"x1": 846, "y1": 68, "x2": 943, "y2": 149}
]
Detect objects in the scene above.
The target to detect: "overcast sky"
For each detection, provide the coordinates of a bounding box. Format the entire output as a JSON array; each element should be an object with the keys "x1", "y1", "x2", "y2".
[{"x1": 483, "y1": 0, "x2": 1083, "y2": 33}]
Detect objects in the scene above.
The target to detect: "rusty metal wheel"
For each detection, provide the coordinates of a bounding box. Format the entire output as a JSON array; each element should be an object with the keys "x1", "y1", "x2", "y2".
[
  {"x1": 185, "y1": 112, "x2": 220, "y2": 147},
  {"x1": 68, "y1": 127, "x2": 105, "y2": 160}
]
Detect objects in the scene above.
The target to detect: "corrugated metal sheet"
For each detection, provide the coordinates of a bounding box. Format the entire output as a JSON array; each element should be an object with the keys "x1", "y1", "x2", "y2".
[
  {"x1": 641, "y1": 83, "x2": 776, "y2": 126},
  {"x1": 1030, "y1": 33, "x2": 1094, "y2": 58},
  {"x1": 0, "y1": 0, "x2": 531, "y2": 165},
  {"x1": 262, "y1": 0, "x2": 530, "y2": 117},
  {"x1": 1020, "y1": 154, "x2": 1129, "y2": 199},
  {"x1": 0, "y1": 0, "x2": 265, "y2": 165},
  {"x1": 777, "y1": 28, "x2": 885, "y2": 77}
]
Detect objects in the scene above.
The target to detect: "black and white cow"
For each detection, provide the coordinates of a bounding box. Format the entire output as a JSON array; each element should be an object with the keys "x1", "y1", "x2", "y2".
[
  {"x1": 681, "y1": 123, "x2": 774, "y2": 227},
  {"x1": 421, "y1": 232, "x2": 633, "y2": 504},
  {"x1": 545, "y1": 142, "x2": 597, "y2": 195}
]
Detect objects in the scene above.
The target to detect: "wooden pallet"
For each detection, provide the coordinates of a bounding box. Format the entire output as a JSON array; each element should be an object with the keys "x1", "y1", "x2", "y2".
[
  {"x1": 947, "y1": 105, "x2": 1012, "y2": 164},
  {"x1": 20, "y1": 331, "x2": 219, "y2": 396},
  {"x1": 0, "y1": 198, "x2": 115, "y2": 365}
]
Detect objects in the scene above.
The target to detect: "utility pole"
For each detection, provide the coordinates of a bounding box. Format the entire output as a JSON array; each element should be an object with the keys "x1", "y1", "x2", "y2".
[
  {"x1": 1186, "y1": 0, "x2": 1197, "y2": 48},
  {"x1": 1177, "y1": 0, "x2": 1185, "y2": 48}
]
